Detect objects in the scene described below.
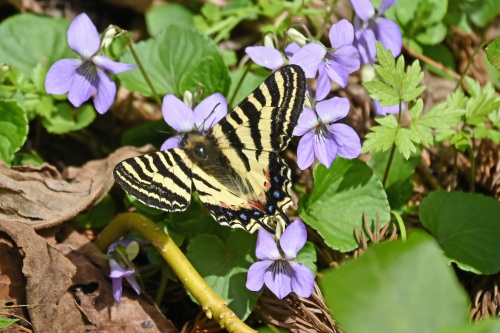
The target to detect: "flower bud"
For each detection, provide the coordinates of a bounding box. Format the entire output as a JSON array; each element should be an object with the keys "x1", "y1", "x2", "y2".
[
  {"x1": 183, "y1": 90, "x2": 193, "y2": 107},
  {"x1": 264, "y1": 35, "x2": 275, "y2": 49},
  {"x1": 361, "y1": 64, "x2": 376, "y2": 83},
  {"x1": 101, "y1": 26, "x2": 117, "y2": 50},
  {"x1": 287, "y1": 28, "x2": 308, "y2": 47}
]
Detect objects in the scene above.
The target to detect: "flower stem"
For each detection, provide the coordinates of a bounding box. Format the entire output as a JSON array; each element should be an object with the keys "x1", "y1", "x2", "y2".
[
  {"x1": 95, "y1": 213, "x2": 256, "y2": 333},
  {"x1": 155, "y1": 264, "x2": 169, "y2": 305},
  {"x1": 382, "y1": 101, "x2": 402, "y2": 187},
  {"x1": 228, "y1": 63, "x2": 250, "y2": 108},
  {"x1": 454, "y1": 42, "x2": 486, "y2": 92}
]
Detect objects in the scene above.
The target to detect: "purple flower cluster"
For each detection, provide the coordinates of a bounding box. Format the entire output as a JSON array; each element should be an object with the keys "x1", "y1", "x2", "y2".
[
  {"x1": 160, "y1": 93, "x2": 228, "y2": 150},
  {"x1": 350, "y1": 0, "x2": 402, "y2": 64},
  {"x1": 45, "y1": 13, "x2": 136, "y2": 114},
  {"x1": 294, "y1": 97, "x2": 361, "y2": 169},
  {"x1": 246, "y1": 220, "x2": 314, "y2": 299}
]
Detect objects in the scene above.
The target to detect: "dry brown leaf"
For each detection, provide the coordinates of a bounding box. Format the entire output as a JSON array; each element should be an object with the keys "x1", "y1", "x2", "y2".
[
  {"x1": 52, "y1": 226, "x2": 178, "y2": 333},
  {"x1": 0, "y1": 145, "x2": 155, "y2": 230},
  {"x1": 0, "y1": 220, "x2": 91, "y2": 332}
]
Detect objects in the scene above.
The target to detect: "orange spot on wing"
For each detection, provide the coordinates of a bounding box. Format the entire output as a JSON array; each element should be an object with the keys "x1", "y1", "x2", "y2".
[
  {"x1": 220, "y1": 202, "x2": 229, "y2": 208},
  {"x1": 249, "y1": 201, "x2": 264, "y2": 211}
]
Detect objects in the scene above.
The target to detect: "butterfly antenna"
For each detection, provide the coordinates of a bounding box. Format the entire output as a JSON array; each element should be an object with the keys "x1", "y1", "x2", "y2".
[
  {"x1": 195, "y1": 102, "x2": 221, "y2": 133},
  {"x1": 149, "y1": 128, "x2": 173, "y2": 135}
]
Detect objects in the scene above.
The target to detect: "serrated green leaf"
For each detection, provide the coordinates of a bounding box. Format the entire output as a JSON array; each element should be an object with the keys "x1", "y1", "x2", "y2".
[
  {"x1": 363, "y1": 80, "x2": 400, "y2": 105},
  {"x1": 319, "y1": 231, "x2": 470, "y2": 333},
  {"x1": 408, "y1": 98, "x2": 424, "y2": 120},
  {"x1": 486, "y1": 37, "x2": 500, "y2": 71},
  {"x1": 0, "y1": 13, "x2": 73, "y2": 75},
  {"x1": 464, "y1": 77, "x2": 500, "y2": 125},
  {"x1": 146, "y1": 3, "x2": 194, "y2": 36},
  {"x1": 362, "y1": 115, "x2": 399, "y2": 154},
  {"x1": 0, "y1": 100, "x2": 28, "y2": 167},
  {"x1": 186, "y1": 231, "x2": 259, "y2": 320},
  {"x1": 119, "y1": 26, "x2": 230, "y2": 97},
  {"x1": 401, "y1": 60, "x2": 426, "y2": 101},
  {"x1": 395, "y1": 127, "x2": 419, "y2": 159},
  {"x1": 298, "y1": 158, "x2": 390, "y2": 252},
  {"x1": 42, "y1": 103, "x2": 96, "y2": 134},
  {"x1": 420, "y1": 191, "x2": 500, "y2": 275},
  {"x1": 474, "y1": 123, "x2": 500, "y2": 143}
]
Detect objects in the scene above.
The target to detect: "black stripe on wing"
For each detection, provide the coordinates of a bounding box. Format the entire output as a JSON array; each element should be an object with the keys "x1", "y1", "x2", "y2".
[{"x1": 113, "y1": 149, "x2": 192, "y2": 211}]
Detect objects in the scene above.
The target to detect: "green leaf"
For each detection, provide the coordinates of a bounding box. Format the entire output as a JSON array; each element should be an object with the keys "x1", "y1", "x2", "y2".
[
  {"x1": 362, "y1": 80, "x2": 400, "y2": 105},
  {"x1": 395, "y1": 127, "x2": 420, "y2": 159},
  {"x1": 0, "y1": 13, "x2": 73, "y2": 75},
  {"x1": 415, "y1": 22, "x2": 447, "y2": 45},
  {"x1": 464, "y1": 77, "x2": 500, "y2": 125},
  {"x1": 369, "y1": 147, "x2": 421, "y2": 209},
  {"x1": 73, "y1": 194, "x2": 117, "y2": 229},
  {"x1": 422, "y1": 44, "x2": 456, "y2": 79},
  {"x1": 228, "y1": 69, "x2": 267, "y2": 108},
  {"x1": 361, "y1": 114, "x2": 398, "y2": 154},
  {"x1": 119, "y1": 26, "x2": 230, "y2": 97},
  {"x1": 146, "y1": 3, "x2": 194, "y2": 36},
  {"x1": 295, "y1": 241, "x2": 317, "y2": 276},
  {"x1": 42, "y1": 103, "x2": 96, "y2": 134},
  {"x1": 298, "y1": 158, "x2": 390, "y2": 252},
  {"x1": 466, "y1": 0, "x2": 500, "y2": 28},
  {"x1": 439, "y1": 319, "x2": 500, "y2": 333},
  {"x1": 319, "y1": 231, "x2": 470, "y2": 333},
  {"x1": 186, "y1": 231, "x2": 259, "y2": 320},
  {"x1": 401, "y1": 60, "x2": 426, "y2": 101},
  {"x1": 420, "y1": 190, "x2": 500, "y2": 275},
  {"x1": 486, "y1": 37, "x2": 500, "y2": 71},
  {"x1": 0, "y1": 317, "x2": 19, "y2": 329},
  {"x1": 0, "y1": 100, "x2": 28, "y2": 167}
]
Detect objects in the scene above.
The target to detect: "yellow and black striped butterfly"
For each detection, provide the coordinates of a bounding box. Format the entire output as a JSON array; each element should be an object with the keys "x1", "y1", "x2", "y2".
[{"x1": 113, "y1": 65, "x2": 306, "y2": 233}]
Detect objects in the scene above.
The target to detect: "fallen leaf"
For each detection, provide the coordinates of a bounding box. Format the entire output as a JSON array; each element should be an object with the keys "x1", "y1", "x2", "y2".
[{"x1": 0, "y1": 145, "x2": 155, "y2": 229}]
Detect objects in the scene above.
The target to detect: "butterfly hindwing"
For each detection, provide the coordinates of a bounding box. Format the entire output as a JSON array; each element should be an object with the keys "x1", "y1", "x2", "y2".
[{"x1": 113, "y1": 149, "x2": 193, "y2": 211}]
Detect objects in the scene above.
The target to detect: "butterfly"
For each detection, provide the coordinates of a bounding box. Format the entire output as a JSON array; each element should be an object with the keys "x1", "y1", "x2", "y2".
[{"x1": 113, "y1": 65, "x2": 306, "y2": 233}]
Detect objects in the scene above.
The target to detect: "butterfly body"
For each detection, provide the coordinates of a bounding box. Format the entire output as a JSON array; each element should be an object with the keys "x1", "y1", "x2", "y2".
[{"x1": 114, "y1": 65, "x2": 306, "y2": 233}]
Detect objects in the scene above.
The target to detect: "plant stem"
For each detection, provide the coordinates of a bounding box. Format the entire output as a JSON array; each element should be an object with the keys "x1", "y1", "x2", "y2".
[
  {"x1": 468, "y1": 142, "x2": 476, "y2": 193},
  {"x1": 454, "y1": 42, "x2": 486, "y2": 92},
  {"x1": 125, "y1": 40, "x2": 162, "y2": 105},
  {"x1": 382, "y1": 101, "x2": 403, "y2": 187},
  {"x1": 95, "y1": 213, "x2": 256, "y2": 333},
  {"x1": 403, "y1": 44, "x2": 460, "y2": 80},
  {"x1": 155, "y1": 264, "x2": 169, "y2": 305},
  {"x1": 228, "y1": 63, "x2": 250, "y2": 107}
]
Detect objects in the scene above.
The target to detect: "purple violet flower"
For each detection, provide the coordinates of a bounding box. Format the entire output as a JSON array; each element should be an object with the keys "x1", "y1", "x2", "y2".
[
  {"x1": 350, "y1": 0, "x2": 402, "y2": 64},
  {"x1": 108, "y1": 240, "x2": 141, "y2": 306},
  {"x1": 45, "y1": 13, "x2": 136, "y2": 114},
  {"x1": 246, "y1": 220, "x2": 314, "y2": 300},
  {"x1": 245, "y1": 43, "x2": 300, "y2": 71},
  {"x1": 293, "y1": 97, "x2": 361, "y2": 170},
  {"x1": 161, "y1": 93, "x2": 227, "y2": 150},
  {"x1": 290, "y1": 19, "x2": 360, "y2": 101},
  {"x1": 374, "y1": 99, "x2": 405, "y2": 116}
]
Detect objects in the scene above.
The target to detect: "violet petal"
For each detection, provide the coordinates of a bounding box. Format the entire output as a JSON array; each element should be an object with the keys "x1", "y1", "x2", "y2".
[
  {"x1": 280, "y1": 220, "x2": 307, "y2": 260},
  {"x1": 333, "y1": 46, "x2": 361, "y2": 74},
  {"x1": 314, "y1": 133, "x2": 338, "y2": 168},
  {"x1": 329, "y1": 19, "x2": 354, "y2": 49},
  {"x1": 125, "y1": 274, "x2": 141, "y2": 295},
  {"x1": 350, "y1": 0, "x2": 375, "y2": 21},
  {"x1": 290, "y1": 261, "x2": 315, "y2": 298},
  {"x1": 290, "y1": 43, "x2": 326, "y2": 78},
  {"x1": 162, "y1": 94, "x2": 194, "y2": 132},
  {"x1": 297, "y1": 132, "x2": 316, "y2": 170},
  {"x1": 161, "y1": 136, "x2": 182, "y2": 151},
  {"x1": 67, "y1": 13, "x2": 100, "y2": 59},
  {"x1": 92, "y1": 55, "x2": 137, "y2": 74},
  {"x1": 246, "y1": 260, "x2": 271, "y2": 291},
  {"x1": 284, "y1": 42, "x2": 300, "y2": 58},
  {"x1": 374, "y1": 18, "x2": 402, "y2": 57},
  {"x1": 315, "y1": 62, "x2": 331, "y2": 102},
  {"x1": 67, "y1": 66, "x2": 97, "y2": 107},
  {"x1": 245, "y1": 46, "x2": 284, "y2": 71},
  {"x1": 264, "y1": 264, "x2": 292, "y2": 299},
  {"x1": 193, "y1": 92, "x2": 227, "y2": 132},
  {"x1": 316, "y1": 97, "x2": 350, "y2": 123},
  {"x1": 112, "y1": 277, "x2": 123, "y2": 306},
  {"x1": 324, "y1": 58, "x2": 349, "y2": 88},
  {"x1": 330, "y1": 123, "x2": 362, "y2": 159},
  {"x1": 379, "y1": 0, "x2": 399, "y2": 15},
  {"x1": 255, "y1": 229, "x2": 280, "y2": 260},
  {"x1": 293, "y1": 107, "x2": 318, "y2": 137},
  {"x1": 45, "y1": 58, "x2": 81, "y2": 95},
  {"x1": 94, "y1": 69, "x2": 116, "y2": 114}
]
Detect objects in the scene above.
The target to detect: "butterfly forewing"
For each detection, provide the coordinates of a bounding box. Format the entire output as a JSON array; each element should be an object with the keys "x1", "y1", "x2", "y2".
[
  {"x1": 113, "y1": 149, "x2": 193, "y2": 211},
  {"x1": 113, "y1": 65, "x2": 306, "y2": 233}
]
